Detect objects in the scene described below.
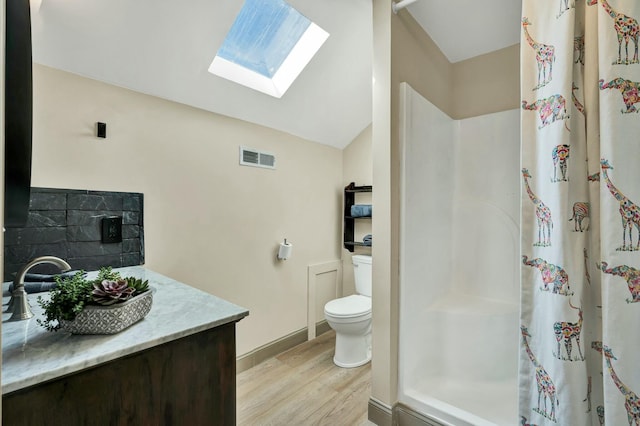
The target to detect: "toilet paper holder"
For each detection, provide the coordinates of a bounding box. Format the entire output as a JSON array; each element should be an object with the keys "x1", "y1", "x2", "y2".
[{"x1": 277, "y1": 239, "x2": 293, "y2": 261}]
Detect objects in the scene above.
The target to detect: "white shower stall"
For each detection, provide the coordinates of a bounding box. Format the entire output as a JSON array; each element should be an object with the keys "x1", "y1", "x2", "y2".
[{"x1": 398, "y1": 83, "x2": 520, "y2": 425}]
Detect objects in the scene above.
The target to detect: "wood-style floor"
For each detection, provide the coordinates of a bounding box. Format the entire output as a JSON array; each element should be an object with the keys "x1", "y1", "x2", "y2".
[{"x1": 237, "y1": 330, "x2": 372, "y2": 425}]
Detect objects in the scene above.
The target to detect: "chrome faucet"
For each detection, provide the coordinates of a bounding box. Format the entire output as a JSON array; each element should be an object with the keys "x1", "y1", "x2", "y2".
[{"x1": 6, "y1": 256, "x2": 72, "y2": 321}]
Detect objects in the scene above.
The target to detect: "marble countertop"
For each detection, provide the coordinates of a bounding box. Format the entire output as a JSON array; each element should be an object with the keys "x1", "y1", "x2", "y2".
[{"x1": 2, "y1": 266, "x2": 249, "y2": 395}]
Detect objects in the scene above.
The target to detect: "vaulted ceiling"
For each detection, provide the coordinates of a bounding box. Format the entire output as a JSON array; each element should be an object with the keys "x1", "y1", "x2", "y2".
[
  {"x1": 30, "y1": 0, "x2": 521, "y2": 149},
  {"x1": 405, "y1": 0, "x2": 521, "y2": 63}
]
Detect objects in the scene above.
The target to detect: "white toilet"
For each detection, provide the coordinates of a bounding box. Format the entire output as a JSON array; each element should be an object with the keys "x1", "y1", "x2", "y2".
[{"x1": 324, "y1": 254, "x2": 372, "y2": 368}]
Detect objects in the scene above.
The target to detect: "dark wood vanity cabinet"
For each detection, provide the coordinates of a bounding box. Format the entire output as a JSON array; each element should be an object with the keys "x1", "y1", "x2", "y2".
[{"x1": 3, "y1": 321, "x2": 239, "y2": 426}]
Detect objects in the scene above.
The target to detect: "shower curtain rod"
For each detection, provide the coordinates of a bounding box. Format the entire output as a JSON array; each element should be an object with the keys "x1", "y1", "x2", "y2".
[{"x1": 392, "y1": 0, "x2": 420, "y2": 14}]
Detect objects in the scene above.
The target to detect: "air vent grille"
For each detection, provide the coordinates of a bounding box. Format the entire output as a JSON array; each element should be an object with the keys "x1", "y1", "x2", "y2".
[
  {"x1": 240, "y1": 146, "x2": 276, "y2": 170},
  {"x1": 259, "y1": 152, "x2": 275, "y2": 167},
  {"x1": 242, "y1": 149, "x2": 259, "y2": 164}
]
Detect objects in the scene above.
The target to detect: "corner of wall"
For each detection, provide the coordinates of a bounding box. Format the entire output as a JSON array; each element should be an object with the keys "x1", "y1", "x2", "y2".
[
  {"x1": 452, "y1": 43, "x2": 521, "y2": 119},
  {"x1": 391, "y1": 10, "x2": 455, "y2": 117},
  {"x1": 342, "y1": 123, "x2": 373, "y2": 295}
]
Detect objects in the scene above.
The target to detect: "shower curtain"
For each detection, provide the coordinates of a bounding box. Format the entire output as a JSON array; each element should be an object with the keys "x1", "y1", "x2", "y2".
[{"x1": 520, "y1": 1, "x2": 640, "y2": 425}]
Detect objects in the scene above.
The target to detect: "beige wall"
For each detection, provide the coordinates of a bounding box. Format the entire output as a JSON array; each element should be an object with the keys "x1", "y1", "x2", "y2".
[
  {"x1": 391, "y1": 11, "x2": 454, "y2": 118},
  {"x1": 31, "y1": 64, "x2": 344, "y2": 356},
  {"x1": 370, "y1": 3, "x2": 520, "y2": 413},
  {"x1": 453, "y1": 44, "x2": 520, "y2": 119},
  {"x1": 372, "y1": 0, "x2": 395, "y2": 409},
  {"x1": 391, "y1": 11, "x2": 520, "y2": 121},
  {"x1": 342, "y1": 124, "x2": 372, "y2": 296},
  {"x1": 343, "y1": 124, "x2": 373, "y2": 194}
]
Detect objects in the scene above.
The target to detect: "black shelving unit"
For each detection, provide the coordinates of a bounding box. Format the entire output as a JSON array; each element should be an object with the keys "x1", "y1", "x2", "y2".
[{"x1": 343, "y1": 182, "x2": 372, "y2": 252}]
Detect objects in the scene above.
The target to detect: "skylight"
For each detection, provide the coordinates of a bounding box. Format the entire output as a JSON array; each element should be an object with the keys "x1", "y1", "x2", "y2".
[{"x1": 209, "y1": 0, "x2": 329, "y2": 98}]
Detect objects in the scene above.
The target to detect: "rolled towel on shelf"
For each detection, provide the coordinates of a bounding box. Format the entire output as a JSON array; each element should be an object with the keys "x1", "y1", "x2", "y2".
[
  {"x1": 362, "y1": 234, "x2": 372, "y2": 246},
  {"x1": 8, "y1": 281, "x2": 58, "y2": 294},
  {"x1": 350, "y1": 204, "x2": 372, "y2": 217}
]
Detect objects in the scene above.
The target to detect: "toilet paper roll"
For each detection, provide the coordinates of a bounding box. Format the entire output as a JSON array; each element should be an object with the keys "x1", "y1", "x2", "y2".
[{"x1": 278, "y1": 242, "x2": 293, "y2": 260}]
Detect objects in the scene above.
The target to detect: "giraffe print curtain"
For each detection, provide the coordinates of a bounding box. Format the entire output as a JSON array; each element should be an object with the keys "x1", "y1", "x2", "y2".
[{"x1": 520, "y1": 0, "x2": 640, "y2": 425}]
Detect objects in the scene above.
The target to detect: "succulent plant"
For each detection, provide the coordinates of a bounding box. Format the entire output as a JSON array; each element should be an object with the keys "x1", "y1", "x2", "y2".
[
  {"x1": 92, "y1": 279, "x2": 135, "y2": 305},
  {"x1": 126, "y1": 277, "x2": 149, "y2": 296},
  {"x1": 38, "y1": 267, "x2": 151, "y2": 332}
]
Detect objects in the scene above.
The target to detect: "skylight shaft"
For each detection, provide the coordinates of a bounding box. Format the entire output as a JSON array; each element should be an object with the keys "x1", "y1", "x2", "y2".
[{"x1": 209, "y1": 0, "x2": 329, "y2": 98}]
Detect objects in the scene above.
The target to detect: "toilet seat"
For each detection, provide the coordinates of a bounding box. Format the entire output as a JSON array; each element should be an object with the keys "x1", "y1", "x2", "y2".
[{"x1": 324, "y1": 295, "x2": 371, "y2": 318}]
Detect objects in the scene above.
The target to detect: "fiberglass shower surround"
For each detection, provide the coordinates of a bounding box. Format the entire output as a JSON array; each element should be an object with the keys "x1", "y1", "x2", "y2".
[{"x1": 398, "y1": 83, "x2": 520, "y2": 425}]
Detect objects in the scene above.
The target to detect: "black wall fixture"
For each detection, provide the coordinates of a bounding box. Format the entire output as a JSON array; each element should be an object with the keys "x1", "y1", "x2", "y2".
[
  {"x1": 4, "y1": 0, "x2": 33, "y2": 227},
  {"x1": 97, "y1": 122, "x2": 106, "y2": 138}
]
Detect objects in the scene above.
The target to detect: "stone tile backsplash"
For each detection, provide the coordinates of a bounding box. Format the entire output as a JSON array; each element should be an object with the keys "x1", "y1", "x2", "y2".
[{"x1": 4, "y1": 188, "x2": 144, "y2": 281}]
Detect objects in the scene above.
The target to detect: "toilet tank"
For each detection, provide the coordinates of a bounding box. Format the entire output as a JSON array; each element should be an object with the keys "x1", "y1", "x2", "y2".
[{"x1": 352, "y1": 255, "x2": 372, "y2": 297}]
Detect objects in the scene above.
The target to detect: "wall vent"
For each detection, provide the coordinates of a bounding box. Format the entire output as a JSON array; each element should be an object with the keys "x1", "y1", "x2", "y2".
[{"x1": 240, "y1": 146, "x2": 276, "y2": 170}]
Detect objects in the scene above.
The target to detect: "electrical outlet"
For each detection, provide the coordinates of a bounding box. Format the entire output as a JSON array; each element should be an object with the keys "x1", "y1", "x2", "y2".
[{"x1": 101, "y1": 216, "x2": 122, "y2": 243}]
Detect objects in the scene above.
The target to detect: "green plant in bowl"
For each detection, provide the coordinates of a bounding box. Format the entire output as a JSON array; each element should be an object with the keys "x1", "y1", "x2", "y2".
[{"x1": 37, "y1": 267, "x2": 149, "y2": 332}]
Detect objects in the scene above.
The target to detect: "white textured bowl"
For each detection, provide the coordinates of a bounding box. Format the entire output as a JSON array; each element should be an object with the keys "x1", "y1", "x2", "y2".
[{"x1": 60, "y1": 289, "x2": 153, "y2": 335}]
